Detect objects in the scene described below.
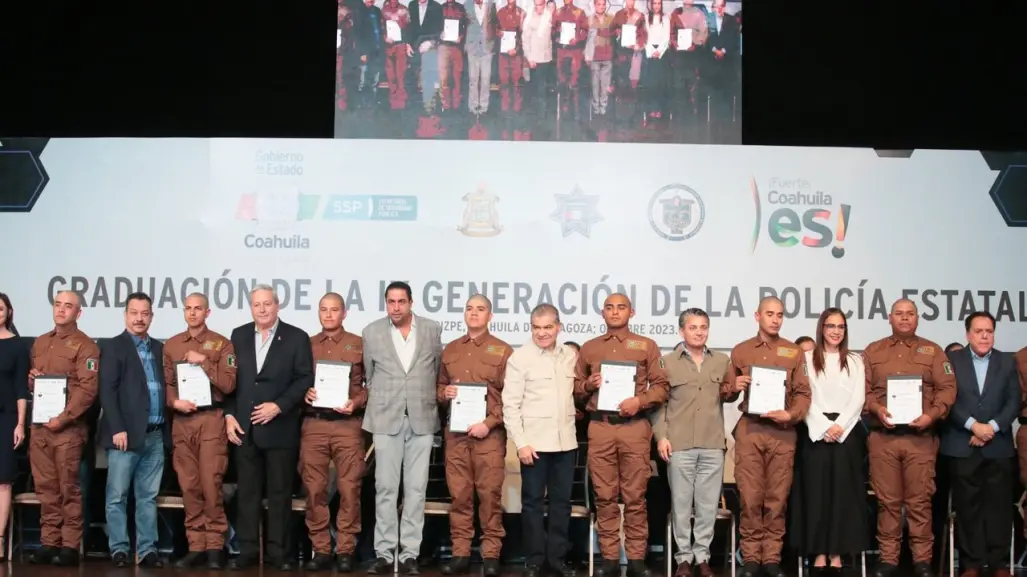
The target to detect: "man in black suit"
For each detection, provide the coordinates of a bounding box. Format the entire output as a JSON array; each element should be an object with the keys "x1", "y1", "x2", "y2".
[
  {"x1": 939, "y1": 311, "x2": 1019, "y2": 577},
  {"x1": 224, "y1": 284, "x2": 314, "y2": 571},
  {"x1": 705, "y1": 0, "x2": 739, "y2": 121},
  {"x1": 98, "y1": 292, "x2": 170, "y2": 568},
  {"x1": 407, "y1": 0, "x2": 444, "y2": 114}
]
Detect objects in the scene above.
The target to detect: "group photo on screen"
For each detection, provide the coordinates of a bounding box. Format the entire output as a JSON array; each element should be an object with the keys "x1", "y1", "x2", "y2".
[{"x1": 333, "y1": 0, "x2": 741, "y2": 143}]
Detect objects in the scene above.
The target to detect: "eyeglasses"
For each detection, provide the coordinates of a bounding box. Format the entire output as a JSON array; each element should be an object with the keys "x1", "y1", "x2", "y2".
[{"x1": 824, "y1": 323, "x2": 846, "y2": 331}]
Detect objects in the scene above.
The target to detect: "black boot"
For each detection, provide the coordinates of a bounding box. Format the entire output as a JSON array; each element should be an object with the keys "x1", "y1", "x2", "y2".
[{"x1": 441, "y1": 556, "x2": 471, "y2": 575}]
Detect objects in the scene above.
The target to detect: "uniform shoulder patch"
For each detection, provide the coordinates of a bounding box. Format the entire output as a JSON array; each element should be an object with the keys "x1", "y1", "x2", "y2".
[
  {"x1": 626, "y1": 339, "x2": 647, "y2": 350},
  {"x1": 916, "y1": 345, "x2": 935, "y2": 355},
  {"x1": 943, "y1": 361, "x2": 953, "y2": 375},
  {"x1": 486, "y1": 344, "x2": 507, "y2": 356},
  {"x1": 85, "y1": 358, "x2": 98, "y2": 372},
  {"x1": 227, "y1": 354, "x2": 236, "y2": 367},
  {"x1": 67, "y1": 340, "x2": 81, "y2": 350},
  {"x1": 777, "y1": 346, "x2": 798, "y2": 358},
  {"x1": 658, "y1": 357, "x2": 665, "y2": 369},
  {"x1": 203, "y1": 340, "x2": 215, "y2": 350}
]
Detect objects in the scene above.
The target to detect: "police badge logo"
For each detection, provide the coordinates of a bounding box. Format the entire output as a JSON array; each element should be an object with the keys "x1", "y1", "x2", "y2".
[
  {"x1": 551, "y1": 186, "x2": 603, "y2": 238},
  {"x1": 648, "y1": 184, "x2": 705, "y2": 242},
  {"x1": 458, "y1": 185, "x2": 502, "y2": 237}
]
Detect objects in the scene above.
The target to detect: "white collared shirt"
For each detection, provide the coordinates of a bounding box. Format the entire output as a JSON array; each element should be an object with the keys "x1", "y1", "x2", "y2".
[
  {"x1": 804, "y1": 350, "x2": 866, "y2": 442},
  {"x1": 475, "y1": 2, "x2": 485, "y2": 24},
  {"x1": 254, "y1": 319, "x2": 280, "y2": 373},
  {"x1": 391, "y1": 315, "x2": 418, "y2": 372}
]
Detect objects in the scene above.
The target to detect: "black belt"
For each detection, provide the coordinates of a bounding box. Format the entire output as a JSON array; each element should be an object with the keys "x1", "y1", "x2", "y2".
[
  {"x1": 145, "y1": 423, "x2": 163, "y2": 433},
  {"x1": 193, "y1": 402, "x2": 225, "y2": 414},
  {"x1": 305, "y1": 411, "x2": 360, "y2": 422},
  {"x1": 1018, "y1": 417, "x2": 1027, "y2": 426},
  {"x1": 589, "y1": 412, "x2": 640, "y2": 426},
  {"x1": 872, "y1": 425, "x2": 931, "y2": 436}
]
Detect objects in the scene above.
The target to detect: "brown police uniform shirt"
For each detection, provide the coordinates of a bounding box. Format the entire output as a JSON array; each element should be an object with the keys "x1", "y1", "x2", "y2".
[
  {"x1": 612, "y1": 8, "x2": 646, "y2": 52},
  {"x1": 437, "y1": 333, "x2": 512, "y2": 431},
  {"x1": 573, "y1": 328, "x2": 669, "y2": 412},
  {"x1": 651, "y1": 345, "x2": 730, "y2": 450},
  {"x1": 310, "y1": 330, "x2": 368, "y2": 412},
  {"x1": 722, "y1": 335, "x2": 811, "y2": 423},
  {"x1": 497, "y1": 4, "x2": 525, "y2": 52},
  {"x1": 553, "y1": 4, "x2": 589, "y2": 48},
  {"x1": 1015, "y1": 347, "x2": 1027, "y2": 417},
  {"x1": 30, "y1": 327, "x2": 100, "y2": 428},
  {"x1": 863, "y1": 335, "x2": 956, "y2": 427},
  {"x1": 162, "y1": 327, "x2": 238, "y2": 407}
]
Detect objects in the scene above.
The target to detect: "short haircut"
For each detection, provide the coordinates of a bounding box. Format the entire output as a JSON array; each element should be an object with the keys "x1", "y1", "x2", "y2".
[
  {"x1": 677, "y1": 307, "x2": 709, "y2": 328},
  {"x1": 530, "y1": 303, "x2": 560, "y2": 324},
  {"x1": 125, "y1": 292, "x2": 153, "y2": 311},
  {"x1": 467, "y1": 294, "x2": 493, "y2": 312},
  {"x1": 250, "y1": 283, "x2": 279, "y2": 304},
  {"x1": 795, "y1": 336, "x2": 815, "y2": 347},
  {"x1": 385, "y1": 281, "x2": 413, "y2": 301},
  {"x1": 964, "y1": 310, "x2": 996, "y2": 332}
]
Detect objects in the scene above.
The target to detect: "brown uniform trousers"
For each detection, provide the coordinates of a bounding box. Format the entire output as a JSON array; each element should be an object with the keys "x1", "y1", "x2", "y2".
[
  {"x1": 301, "y1": 330, "x2": 368, "y2": 556},
  {"x1": 863, "y1": 335, "x2": 956, "y2": 565},
  {"x1": 1015, "y1": 348, "x2": 1027, "y2": 496},
  {"x1": 496, "y1": 6, "x2": 525, "y2": 112},
  {"x1": 437, "y1": 333, "x2": 512, "y2": 558},
  {"x1": 162, "y1": 328, "x2": 238, "y2": 552},
  {"x1": 573, "y1": 329, "x2": 668, "y2": 561},
  {"x1": 553, "y1": 4, "x2": 588, "y2": 103},
  {"x1": 29, "y1": 327, "x2": 100, "y2": 551},
  {"x1": 722, "y1": 336, "x2": 811, "y2": 565},
  {"x1": 381, "y1": 1, "x2": 411, "y2": 109}
]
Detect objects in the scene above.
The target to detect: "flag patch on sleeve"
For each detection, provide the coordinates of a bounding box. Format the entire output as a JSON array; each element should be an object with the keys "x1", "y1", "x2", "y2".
[
  {"x1": 86, "y1": 358, "x2": 98, "y2": 372},
  {"x1": 227, "y1": 354, "x2": 236, "y2": 367}
]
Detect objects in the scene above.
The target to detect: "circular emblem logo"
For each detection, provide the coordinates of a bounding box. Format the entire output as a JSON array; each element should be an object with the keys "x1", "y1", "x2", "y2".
[{"x1": 648, "y1": 184, "x2": 705, "y2": 241}]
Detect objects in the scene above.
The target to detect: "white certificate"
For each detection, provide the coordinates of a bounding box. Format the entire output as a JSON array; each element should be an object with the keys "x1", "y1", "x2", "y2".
[
  {"x1": 500, "y1": 30, "x2": 516, "y2": 53},
  {"x1": 676, "y1": 28, "x2": 692, "y2": 50},
  {"x1": 313, "y1": 361, "x2": 352, "y2": 409},
  {"x1": 386, "y1": 20, "x2": 402, "y2": 42},
  {"x1": 337, "y1": 29, "x2": 343, "y2": 48},
  {"x1": 597, "y1": 361, "x2": 636, "y2": 412},
  {"x1": 32, "y1": 375, "x2": 67, "y2": 425},
  {"x1": 443, "y1": 18, "x2": 460, "y2": 42},
  {"x1": 450, "y1": 383, "x2": 488, "y2": 432},
  {"x1": 746, "y1": 365, "x2": 787, "y2": 415},
  {"x1": 176, "y1": 362, "x2": 212, "y2": 407},
  {"x1": 886, "y1": 376, "x2": 923, "y2": 425},
  {"x1": 560, "y1": 22, "x2": 576, "y2": 45},
  {"x1": 620, "y1": 24, "x2": 636, "y2": 48}
]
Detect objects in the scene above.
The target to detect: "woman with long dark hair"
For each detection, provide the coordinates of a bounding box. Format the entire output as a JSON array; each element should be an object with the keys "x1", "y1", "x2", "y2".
[
  {"x1": 791, "y1": 308, "x2": 868, "y2": 575},
  {"x1": 0, "y1": 293, "x2": 28, "y2": 560},
  {"x1": 641, "y1": 0, "x2": 670, "y2": 121}
]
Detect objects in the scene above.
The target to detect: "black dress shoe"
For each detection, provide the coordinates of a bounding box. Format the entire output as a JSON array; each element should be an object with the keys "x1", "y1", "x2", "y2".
[
  {"x1": 52, "y1": 547, "x2": 79, "y2": 566},
  {"x1": 175, "y1": 551, "x2": 207, "y2": 569},
  {"x1": 763, "y1": 564, "x2": 785, "y2": 577},
  {"x1": 207, "y1": 549, "x2": 226, "y2": 570},
  {"x1": 337, "y1": 554, "x2": 354, "y2": 573},
  {"x1": 626, "y1": 560, "x2": 651, "y2": 577},
  {"x1": 524, "y1": 566, "x2": 541, "y2": 577},
  {"x1": 111, "y1": 551, "x2": 131, "y2": 568},
  {"x1": 555, "y1": 562, "x2": 577, "y2": 577},
  {"x1": 140, "y1": 552, "x2": 164, "y2": 568},
  {"x1": 367, "y1": 557, "x2": 393, "y2": 574},
  {"x1": 595, "y1": 560, "x2": 620, "y2": 577},
  {"x1": 912, "y1": 562, "x2": 933, "y2": 577},
  {"x1": 872, "y1": 563, "x2": 897, "y2": 577},
  {"x1": 483, "y1": 559, "x2": 501, "y2": 576},
  {"x1": 306, "y1": 554, "x2": 335, "y2": 572},
  {"x1": 30, "y1": 546, "x2": 58, "y2": 565},
  {"x1": 229, "y1": 554, "x2": 259, "y2": 570},
  {"x1": 739, "y1": 563, "x2": 761, "y2": 577},
  {"x1": 277, "y1": 560, "x2": 295, "y2": 571},
  {"x1": 442, "y1": 556, "x2": 471, "y2": 575},
  {"x1": 400, "y1": 558, "x2": 420, "y2": 575}
]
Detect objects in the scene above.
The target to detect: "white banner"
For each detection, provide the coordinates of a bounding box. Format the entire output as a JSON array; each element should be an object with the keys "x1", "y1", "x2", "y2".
[{"x1": 0, "y1": 139, "x2": 1023, "y2": 352}]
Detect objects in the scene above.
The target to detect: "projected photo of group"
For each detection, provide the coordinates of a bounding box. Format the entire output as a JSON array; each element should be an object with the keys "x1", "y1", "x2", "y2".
[{"x1": 333, "y1": 0, "x2": 741, "y2": 144}]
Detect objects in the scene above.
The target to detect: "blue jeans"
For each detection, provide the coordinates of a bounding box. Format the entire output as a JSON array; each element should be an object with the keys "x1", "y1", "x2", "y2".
[{"x1": 105, "y1": 429, "x2": 165, "y2": 558}]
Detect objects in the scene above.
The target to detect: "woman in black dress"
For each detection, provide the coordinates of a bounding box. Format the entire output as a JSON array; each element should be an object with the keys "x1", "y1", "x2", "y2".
[
  {"x1": 790, "y1": 308, "x2": 868, "y2": 575},
  {"x1": 0, "y1": 293, "x2": 29, "y2": 560}
]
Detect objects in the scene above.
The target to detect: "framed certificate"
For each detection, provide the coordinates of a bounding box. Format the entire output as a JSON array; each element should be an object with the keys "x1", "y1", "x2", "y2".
[
  {"x1": 886, "y1": 376, "x2": 923, "y2": 425},
  {"x1": 32, "y1": 375, "x2": 68, "y2": 425},
  {"x1": 596, "y1": 361, "x2": 636, "y2": 413},
  {"x1": 313, "y1": 361, "x2": 352, "y2": 409},
  {"x1": 175, "y1": 362, "x2": 212, "y2": 408},
  {"x1": 449, "y1": 383, "x2": 487, "y2": 433},
  {"x1": 746, "y1": 365, "x2": 787, "y2": 415}
]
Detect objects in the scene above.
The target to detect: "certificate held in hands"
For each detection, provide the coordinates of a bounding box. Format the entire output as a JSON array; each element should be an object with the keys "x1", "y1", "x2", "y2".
[
  {"x1": 32, "y1": 375, "x2": 68, "y2": 425},
  {"x1": 450, "y1": 383, "x2": 487, "y2": 433},
  {"x1": 886, "y1": 376, "x2": 922, "y2": 425},
  {"x1": 746, "y1": 365, "x2": 787, "y2": 415},
  {"x1": 176, "y1": 362, "x2": 212, "y2": 408},
  {"x1": 313, "y1": 361, "x2": 352, "y2": 410},
  {"x1": 597, "y1": 361, "x2": 636, "y2": 413}
]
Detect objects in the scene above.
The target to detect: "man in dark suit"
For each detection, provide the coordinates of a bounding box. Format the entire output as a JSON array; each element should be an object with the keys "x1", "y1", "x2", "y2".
[
  {"x1": 407, "y1": 0, "x2": 444, "y2": 115},
  {"x1": 98, "y1": 292, "x2": 170, "y2": 568},
  {"x1": 224, "y1": 284, "x2": 314, "y2": 571},
  {"x1": 939, "y1": 311, "x2": 1019, "y2": 577},
  {"x1": 704, "y1": 0, "x2": 739, "y2": 121}
]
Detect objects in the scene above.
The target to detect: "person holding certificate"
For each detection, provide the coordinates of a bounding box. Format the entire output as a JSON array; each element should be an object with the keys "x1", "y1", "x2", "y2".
[
  {"x1": 573, "y1": 293, "x2": 668, "y2": 577},
  {"x1": 300, "y1": 293, "x2": 368, "y2": 573},
  {"x1": 161, "y1": 293, "x2": 238, "y2": 570},
  {"x1": 435, "y1": 295, "x2": 512, "y2": 577},
  {"x1": 721, "y1": 296, "x2": 810, "y2": 577},
  {"x1": 862, "y1": 298, "x2": 956, "y2": 577},
  {"x1": 27, "y1": 290, "x2": 100, "y2": 566}
]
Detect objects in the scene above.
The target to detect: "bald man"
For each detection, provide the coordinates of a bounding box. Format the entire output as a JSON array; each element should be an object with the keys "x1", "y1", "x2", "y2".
[
  {"x1": 863, "y1": 299, "x2": 956, "y2": 577},
  {"x1": 28, "y1": 291, "x2": 100, "y2": 566},
  {"x1": 574, "y1": 294, "x2": 668, "y2": 577},
  {"x1": 163, "y1": 293, "x2": 237, "y2": 569},
  {"x1": 722, "y1": 297, "x2": 810, "y2": 577},
  {"x1": 437, "y1": 295, "x2": 512, "y2": 576}
]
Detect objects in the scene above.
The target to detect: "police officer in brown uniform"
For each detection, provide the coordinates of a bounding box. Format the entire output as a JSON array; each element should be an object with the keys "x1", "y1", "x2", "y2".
[
  {"x1": 28, "y1": 290, "x2": 100, "y2": 566},
  {"x1": 721, "y1": 296, "x2": 810, "y2": 577},
  {"x1": 437, "y1": 295, "x2": 512, "y2": 576},
  {"x1": 573, "y1": 293, "x2": 668, "y2": 577},
  {"x1": 301, "y1": 293, "x2": 367, "y2": 572},
  {"x1": 863, "y1": 298, "x2": 956, "y2": 577},
  {"x1": 1015, "y1": 346, "x2": 1027, "y2": 521},
  {"x1": 162, "y1": 293, "x2": 237, "y2": 570}
]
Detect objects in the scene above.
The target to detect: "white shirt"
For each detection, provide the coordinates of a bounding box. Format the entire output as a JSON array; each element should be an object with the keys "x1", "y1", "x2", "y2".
[
  {"x1": 391, "y1": 315, "x2": 418, "y2": 373},
  {"x1": 254, "y1": 319, "x2": 280, "y2": 373},
  {"x1": 474, "y1": 2, "x2": 485, "y2": 24},
  {"x1": 645, "y1": 14, "x2": 670, "y2": 58},
  {"x1": 804, "y1": 350, "x2": 866, "y2": 442}
]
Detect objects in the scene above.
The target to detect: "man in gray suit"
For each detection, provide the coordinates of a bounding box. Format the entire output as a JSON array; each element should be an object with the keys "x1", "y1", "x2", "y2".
[
  {"x1": 939, "y1": 311, "x2": 1019, "y2": 577},
  {"x1": 362, "y1": 281, "x2": 443, "y2": 575}
]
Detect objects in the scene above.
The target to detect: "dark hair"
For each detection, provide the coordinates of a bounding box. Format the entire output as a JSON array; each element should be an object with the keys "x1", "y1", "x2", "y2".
[
  {"x1": 812, "y1": 308, "x2": 850, "y2": 376},
  {"x1": 563, "y1": 341, "x2": 580, "y2": 351},
  {"x1": 795, "y1": 336, "x2": 815, "y2": 347},
  {"x1": 0, "y1": 293, "x2": 18, "y2": 336},
  {"x1": 945, "y1": 342, "x2": 964, "y2": 354},
  {"x1": 125, "y1": 292, "x2": 153, "y2": 310},
  {"x1": 964, "y1": 311, "x2": 996, "y2": 332},
  {"x1": 647, "y1": 0, "x2": 664, "y2": 26},
  {"x1": 384, "y1": 281, "x2": 413, "y2": 301},
  {"x1": 677, "y1": 308, "x2": 709, "y2": 328}
]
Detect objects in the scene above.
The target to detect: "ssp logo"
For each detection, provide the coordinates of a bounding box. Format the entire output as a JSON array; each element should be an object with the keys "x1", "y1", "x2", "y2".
[{"x1": 749, "y1": 176, "x2": 852, "y2": 259}]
